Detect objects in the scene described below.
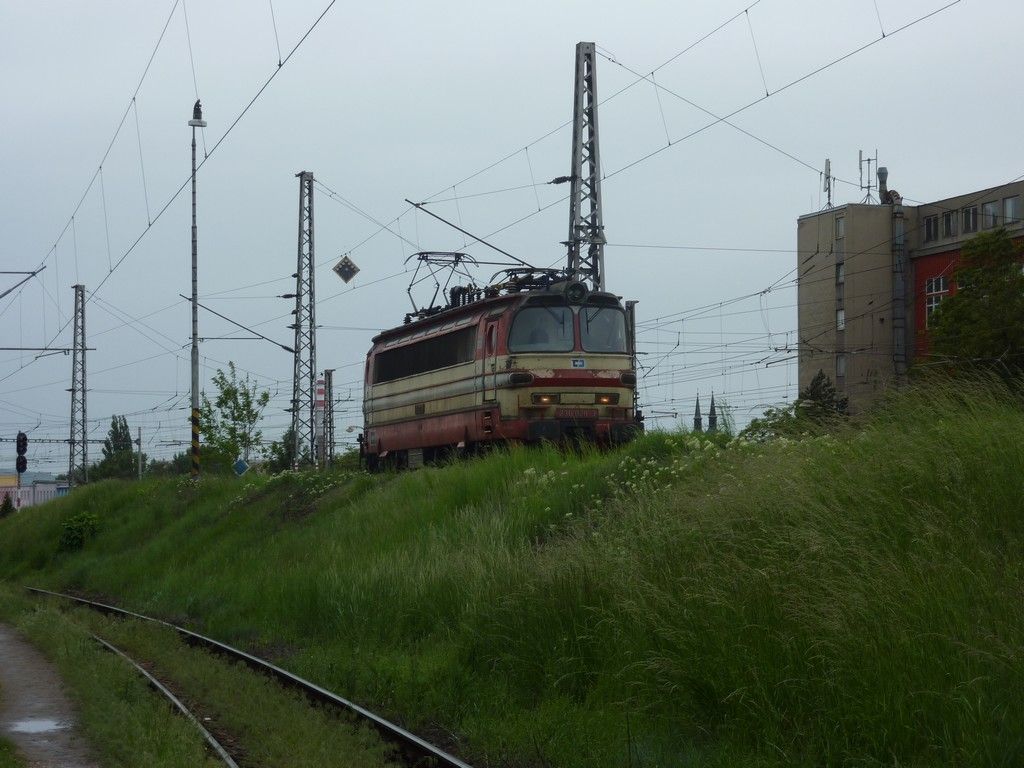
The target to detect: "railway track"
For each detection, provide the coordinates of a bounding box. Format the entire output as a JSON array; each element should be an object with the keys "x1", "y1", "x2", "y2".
[
  {"x1": 91, "y1": 634, "x2": 240, "y2": 767},
  {"x1": 27, "y1": 586, "x2": 473, "y2": 768}
]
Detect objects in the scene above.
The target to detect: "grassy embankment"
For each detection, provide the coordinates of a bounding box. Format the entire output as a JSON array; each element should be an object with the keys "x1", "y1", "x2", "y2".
[
  {"x1": 0, "y1": 586, "x2": 397, "y2": 768},
  {"x1": 0, "y1": 379, "x2": 1022, "y2": 766},
  {"x1": 0, "y1": 587, "x2": 220, "y2": 768}
]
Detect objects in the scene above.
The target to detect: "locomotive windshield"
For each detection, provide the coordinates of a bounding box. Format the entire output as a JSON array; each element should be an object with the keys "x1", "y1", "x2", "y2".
[
  {"x1": 508, "y1": 307, "x2": 574, "y2": 352},
  {"x1": 581, "y1": 307, "x2": 627, "y2": 353}
]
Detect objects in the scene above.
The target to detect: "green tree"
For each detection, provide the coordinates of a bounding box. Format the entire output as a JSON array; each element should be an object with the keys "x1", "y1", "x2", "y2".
[
  {"x1": 92, "y1": 415, "x2": 145, "y2": 480},
  {"x1": 199, "y1": 362, "x2": 270, "y2": 468},
  {"x1": 147, "y1": 451, "x2": 192, "y2": 476},
  {"x1": 0, "y1": 493, "x2": 14, "y2": 518},
  {"x1": 741, "y1": 370, "x2": 847, "y2": 440},
  {"x1": 796, "y1": 369, "x2": 848, "y2": 421},
  {"x1": 265, "y1": 426, "x2": 297, "y2": 473},
  {"x1": 929, "y1": 228, "x2": 1024, "y2": 375}
]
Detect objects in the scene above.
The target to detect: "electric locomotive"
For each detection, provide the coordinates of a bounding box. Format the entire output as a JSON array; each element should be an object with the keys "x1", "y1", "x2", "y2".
[{"x1": 359, "y1": 269, "x2": 641, "y2": 470}]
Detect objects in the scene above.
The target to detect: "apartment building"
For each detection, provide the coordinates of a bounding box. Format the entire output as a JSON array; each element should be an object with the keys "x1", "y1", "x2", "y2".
[{"x1": 797, "y1": 174, "x2": 1024, "y2": 413}]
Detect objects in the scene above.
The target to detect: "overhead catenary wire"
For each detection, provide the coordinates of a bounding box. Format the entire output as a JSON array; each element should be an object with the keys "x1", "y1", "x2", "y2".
[
  {"x1": 429, "y1": 0, "x2": 962, "y2": 278},
  {"x1": 2, "y1": 0, "x2": 974, "y2": 448},
  {"x1": 0, "y1": 0, "x2": 340, "y2": 391},
  {"x1": 181, "y1": 0, "x2": 207, "y2": 157}
]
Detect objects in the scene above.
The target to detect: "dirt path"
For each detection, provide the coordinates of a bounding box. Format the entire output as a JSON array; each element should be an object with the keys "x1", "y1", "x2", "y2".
[{"x1": 0, "y1": 624, "x2": 98, "y2": 768}]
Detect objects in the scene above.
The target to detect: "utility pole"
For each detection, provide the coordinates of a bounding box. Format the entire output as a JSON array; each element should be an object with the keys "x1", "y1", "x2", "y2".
[
  {"x1": 290, "y1": 171, "x2": 317, "y2": 469},
  {"x1": 323, "y1": 368, "x2": 335, "y2": 469},
  {"x1": 188, "y1": 100, "x2": 207, "y2": 479},
  {"x1": 565, "y1": 41, "x2": 606, "y2": 291},
  {"x1": 137, "y1": 426, "x2": 143, "y2": 480},
  {"x1": 68, "y1": 284, "x2": 87, "y2": 485}
]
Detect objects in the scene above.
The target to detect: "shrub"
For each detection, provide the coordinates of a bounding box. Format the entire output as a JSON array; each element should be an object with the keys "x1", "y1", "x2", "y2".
[{"x1": 58, "y1": 512, "x2": 99, "y2": 552}]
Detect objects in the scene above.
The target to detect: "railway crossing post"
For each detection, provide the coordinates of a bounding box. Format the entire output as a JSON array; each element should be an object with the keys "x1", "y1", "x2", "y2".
[{"x1": 323, "y1": 369, "x2": 335, "y2": 469}]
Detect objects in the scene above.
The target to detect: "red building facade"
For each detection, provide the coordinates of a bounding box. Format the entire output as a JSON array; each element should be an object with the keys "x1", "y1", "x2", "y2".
[{"x1": 912, "y1": 249, "x2": 960, "y2": 357}]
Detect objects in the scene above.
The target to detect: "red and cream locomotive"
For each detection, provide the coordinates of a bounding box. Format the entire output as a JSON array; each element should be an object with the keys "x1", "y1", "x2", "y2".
[{"x1": 359, "y1": 268, "x2": 641, "y2": 470}]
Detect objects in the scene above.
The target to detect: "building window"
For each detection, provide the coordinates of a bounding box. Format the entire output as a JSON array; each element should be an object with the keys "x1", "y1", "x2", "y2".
[
  {"x1": 942, "y1": 211, "x2": 956, "y2": 238},
  {"x1": 963, "y1": 206, "x2": 978, "y2": 233},
  {"x1": 1004, "y1": 196, "x2": 1020, "y2": 225},
  {"x1": 925, "y1": 295, "x2": 944, "y2": 328},
  {"x1": 835, "y1": 216, "x2": 845, "y2": 239},
  {"x1": 836, "y1": 308, "x2": 846, "y2": 330},
  {"x1": 836, "y1": 353, "x2": 847, "y2": 379},
  {"x1": 924, "y1": 215, "x2": 939, "y2": 242},
  {"x1": 982, "y1": 201, "x2": 999, "y2": 229},
  {"x1": 924, "y1": 275, "x2": 949, "y2": 329}
]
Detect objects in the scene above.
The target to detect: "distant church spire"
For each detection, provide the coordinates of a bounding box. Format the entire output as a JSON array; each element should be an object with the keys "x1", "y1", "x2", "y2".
[
  {"x1": 708, "y1": 393, "x2": 718, "y2": 433},
  {"x1": 693, "y1": 394, "x2": 703, "y2": 432}
]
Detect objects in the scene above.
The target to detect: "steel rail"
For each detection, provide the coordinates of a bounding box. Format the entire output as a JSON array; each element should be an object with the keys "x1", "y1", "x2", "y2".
[
  {"x1": 91, "y1": 634, "x2": 240, "y2": 768},
  {"x1": 27, "y1": 587, "x2": 473, "y2": 768}
]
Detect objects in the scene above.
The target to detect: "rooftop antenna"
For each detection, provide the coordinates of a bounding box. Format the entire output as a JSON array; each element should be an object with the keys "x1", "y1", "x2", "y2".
[
  {"x1": 859, "y1": 149, "x2": 878, "y2": 203},
  {"x1": 823, "y1": 158, "x2": 833, "y2": 209}
]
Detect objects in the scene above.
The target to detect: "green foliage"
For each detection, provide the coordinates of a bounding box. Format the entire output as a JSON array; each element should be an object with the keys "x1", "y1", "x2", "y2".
[
  {"x1": 930, "y1": 228, "x2": 1024, "y2": 374},
  {"x1": 147, "y1": 451, "x2": 192, "y2": 477},
  {"x1": 0, "y1": 494, "x2": 13, "y2": 519},
  {"x1": 2, "y1": 380, "x2": 1022, "y2": 766},
  {"x1": 0, "y1": 587, "x2": 222, "y2": 767},
  {"x1": 58, "y1": 511, "x2": 99, "y2": 552},
  {"x1": 0, "y1": 736, "x2": 23, "y2": 768},
  {"x1": 265, "y1": 426, "x2": 297, "y2": 473},
  {"x1": 200, "y1": 361, "x2": 271, "y2": 467},
  {"x1": 741, "y1": 369, "x2": 847, "y2": 440},
  {"x1": 740, "y1": 402, "x2": 798, "y2": 441},
  {"x1": 92, "y1": 415, "x2": 144, "y2": 480}
]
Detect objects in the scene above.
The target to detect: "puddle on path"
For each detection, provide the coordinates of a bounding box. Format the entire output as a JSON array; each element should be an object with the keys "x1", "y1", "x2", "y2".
[{"x1": 9, "y1": 718, "x2": 68, "y2": 734}]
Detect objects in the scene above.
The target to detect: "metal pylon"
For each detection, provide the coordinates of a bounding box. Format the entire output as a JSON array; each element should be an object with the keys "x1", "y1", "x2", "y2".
[
  {"x1": 68, "y1": 284, "x2": 87, "y2": 485},
  {"x1": 565, "y1": 41, "x2": 606, "y2": 292},
  {"x1": 290, "y1": 171, "x2": 317, "y2": 468},
  {"x1": 323, "y1": 368, "x2": 335, "y2": 469}
]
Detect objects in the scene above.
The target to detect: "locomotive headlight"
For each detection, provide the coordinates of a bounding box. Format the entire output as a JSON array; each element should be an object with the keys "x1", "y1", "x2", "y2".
[
  {"x1": 532, "y1": 393, "x2": 561, "y2": 405},
  {"x1": 596, "y1": 393, "x2": 620, "y2": 405}
]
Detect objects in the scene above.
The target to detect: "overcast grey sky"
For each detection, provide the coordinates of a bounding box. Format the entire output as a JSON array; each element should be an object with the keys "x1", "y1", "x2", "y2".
[{"x1": 1, "y1": 0, "x2": 1019, "y2": 470}]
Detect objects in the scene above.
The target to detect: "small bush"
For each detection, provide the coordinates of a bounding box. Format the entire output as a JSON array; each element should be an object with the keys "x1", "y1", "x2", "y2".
[{"x1": 58, "y1": 512, "x2": 99, "y2": 552}]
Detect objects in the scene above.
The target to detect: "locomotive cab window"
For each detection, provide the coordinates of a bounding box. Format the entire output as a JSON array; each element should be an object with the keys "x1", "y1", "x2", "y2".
[
  {"x1": 581, "y1": 307, "x2": 627, "y2": 353},
  {"x1": 508, "y1": 307, "x2": 574, "y2": 352}
]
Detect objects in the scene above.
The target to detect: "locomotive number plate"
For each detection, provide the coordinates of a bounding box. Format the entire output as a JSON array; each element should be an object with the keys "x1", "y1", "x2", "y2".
[{"x1": 556, "y1": 408, "x2": 598, "y2": 420}]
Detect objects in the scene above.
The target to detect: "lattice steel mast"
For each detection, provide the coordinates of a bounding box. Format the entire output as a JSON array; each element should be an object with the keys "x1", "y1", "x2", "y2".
[
  {"x1": 290, "y1": 171, "x2": 317, "y2": 468},
  {"x1": 323, "y1": 368, "x2": 335, "y2": 469},
  {"x1": 68, "y1": 284, "x2": 87, "y2": 485},
  {"x1": 565, "y1": 41, "x2": 606, "y2": 291}
]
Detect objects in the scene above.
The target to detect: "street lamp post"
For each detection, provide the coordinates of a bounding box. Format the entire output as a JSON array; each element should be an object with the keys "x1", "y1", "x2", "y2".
[{"x1": 188, "y1": 100, "x2": 207, "y2": 479}]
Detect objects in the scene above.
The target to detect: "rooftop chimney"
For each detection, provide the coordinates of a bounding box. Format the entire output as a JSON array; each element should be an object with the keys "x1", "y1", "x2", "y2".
[{"x1": 877, "y1": 166, "x2": 889, "y2": 204}]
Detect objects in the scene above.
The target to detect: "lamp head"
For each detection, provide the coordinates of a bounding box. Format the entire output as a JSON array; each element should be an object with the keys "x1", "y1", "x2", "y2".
[{"x1": 188, "y1": 99, "x2": 207, "y2": 128}]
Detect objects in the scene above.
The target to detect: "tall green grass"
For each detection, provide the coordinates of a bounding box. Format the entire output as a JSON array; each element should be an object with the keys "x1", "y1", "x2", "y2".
[{"x1": 0, "y1": 378, "x2": 1021, "y2": 766}]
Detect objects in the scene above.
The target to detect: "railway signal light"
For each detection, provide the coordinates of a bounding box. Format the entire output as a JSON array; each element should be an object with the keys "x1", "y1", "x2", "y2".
[{"x1": 15, "y1": 432, "x2": 28, "y2": 475}]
